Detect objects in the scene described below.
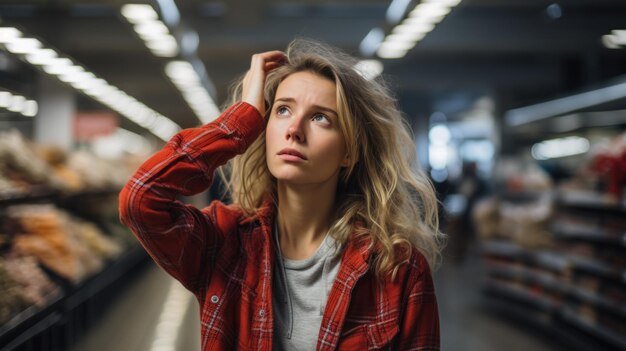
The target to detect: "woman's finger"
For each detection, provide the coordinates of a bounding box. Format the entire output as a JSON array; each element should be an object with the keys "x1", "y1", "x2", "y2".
[{"x1": 242, "y1": 50, "x2": 287, "y2": 114}]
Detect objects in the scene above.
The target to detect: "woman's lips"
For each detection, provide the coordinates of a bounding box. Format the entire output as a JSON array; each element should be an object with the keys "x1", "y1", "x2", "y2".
[{"x1": 277, "y1": 148, "x2": 307, "y2": 161}]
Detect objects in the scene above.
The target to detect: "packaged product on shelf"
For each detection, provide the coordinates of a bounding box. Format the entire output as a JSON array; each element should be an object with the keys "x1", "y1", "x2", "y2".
[
  {"x1": 472, "y1": 197, "x2": 501, "y2": 240},
  {"x1": 495, "y1": 157, "x2": 553, "y2": 193},
  {"x1": 71, "y1": 220, "x2": 123, "y2": 260},
  {"x1": 7, "y1": 204, "x2": 118, "y2": 283},
  {"x1": 0, "y1": 261, "x2": 26, "y2": 324},
  {"x1": 576, "y1": 302, "x2": 597, "y2": 324},
  {"x1": 561, "y1": 131, "x2": 626, "y2": 200},
  {"x1": 67, "y1": 150, "x2": 130, "y2": 190},
  {"x1": 0, "y1": 130, "x2": 69, "y2": 194},
  {"x1": 2, "y1": 254, "x2": 59, "y2": 308},
  {"x1": 0, "y1": 173, "x2": 25, "y2": 198},
  {"x1": 102, "y1": 222, "x2": 139, "y2": 249},
  {"x1": 499, "y1": 197, "x2": 553, "y2": 249},
  {"x1": 36, "y1": 145, "x2": 85, "y2": 192}
]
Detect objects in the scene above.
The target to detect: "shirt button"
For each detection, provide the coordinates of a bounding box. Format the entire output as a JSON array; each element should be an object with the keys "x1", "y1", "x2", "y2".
[
  {"x1": 259, "y1": 309, "x2": 265, "y2": 317},
  {"x1": 210, "y1": 295, "x2": 219, "y2": 304}
]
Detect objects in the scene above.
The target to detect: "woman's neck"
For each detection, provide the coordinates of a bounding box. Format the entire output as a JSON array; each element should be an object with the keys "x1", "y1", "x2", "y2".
[{"x1": 275, "y1": 179, "x2": 338, "y2": 260}]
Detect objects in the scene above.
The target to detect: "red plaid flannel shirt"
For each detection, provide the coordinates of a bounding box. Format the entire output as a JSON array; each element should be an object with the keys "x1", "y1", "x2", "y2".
[{"x1": 119, "y1": 102, "x2": 440, "y2": 350}]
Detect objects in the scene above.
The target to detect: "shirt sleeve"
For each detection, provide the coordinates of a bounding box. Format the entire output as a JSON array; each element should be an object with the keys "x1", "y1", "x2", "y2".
[
  {"x1": 396, "y1": 257, "x2": 441, "y2": 350},
  {"x1": 118, "y1": 102, "x2": 264, "y2": 294}
]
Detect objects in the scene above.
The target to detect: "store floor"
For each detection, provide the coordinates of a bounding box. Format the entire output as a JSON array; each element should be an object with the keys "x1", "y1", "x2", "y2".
[{"x1": 70, "y1": 244, "x2": 563, "y2": 351}]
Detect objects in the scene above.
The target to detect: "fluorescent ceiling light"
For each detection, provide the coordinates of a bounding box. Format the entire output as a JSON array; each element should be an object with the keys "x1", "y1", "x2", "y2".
[
  {"x1": 400, "y1": 17, "x2": 437, "y2": 31},
  {"x1": 146, "y1": 36, "x2": 178, "y2": 51},
  {"x1": 23, "y1": 100, "x2": 38, "y2": 117},
  {"x1": 134, "y1": 21, "x2": 169, "y2": 37},
  {"x1": 0, "y1": 25, "x2": 181, "y2": 140},
  {"x1": 386, "y1": 0, "x2": 412, "y2": 24},
  {"x1": 603, "y1": 35, "x2": 621, "y2": 49},
  {"x1": 611, "y1": 29, "x2": 626, "y2": 43},
  {"x1": 5, "y1": 38, "x2": 42, "y2": 54},
  {"x1": 377, "y1": 47, "x2": 408, "y2": 59},
  {"x1": 0, "y1": 92, "x2": 12, "y2": 108},
  {"x1": 386, "y1": 32, "x2": 426, "y2": 44},
  {"x1": 354, "y1": 60, "x2": 383, "y2": 80},
  {"x1": 121, "y1": 4, "x2": 159, "y2": 23},
  {"x1": 8, "y1": 95, "x2": 25, "y2": 112},
  {"x1": 379, "y1": 41, "x2": 415, "y2": 52},
  {"x1": 359, "y1": 28, "x2": 385, "y2": 57},
  {"x1": 393, "y1": 22, "x2": 435, "y2": 35},
  {"x1": 411, "y1": 3, "x2": 452, "y2": 18},
  {"x1": 0, "y1": 27, "x2": 22, "y2": 44},
  {"x1": 423, "y1": 0, "x2": 462, "y2": 6},
  {"x1": 505, "y1": 79, "x2": 626, "y2": 126},
  {"x1": 531, "y1": 136, "x2": 589, "y2": 160},
  {"x1": 25, "y1": 48, "x2": 58, "y2": 65}
]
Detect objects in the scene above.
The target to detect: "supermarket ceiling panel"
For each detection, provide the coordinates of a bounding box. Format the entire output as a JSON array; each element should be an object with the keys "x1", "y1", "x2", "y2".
[{"x1": 1, "y1": 0, "x2": 626, "y2": 134}]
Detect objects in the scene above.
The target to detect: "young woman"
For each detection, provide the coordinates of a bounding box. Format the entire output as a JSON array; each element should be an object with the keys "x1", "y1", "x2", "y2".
[{"x1": 119, "y1": 39, "x2": 445, "y2": 350}]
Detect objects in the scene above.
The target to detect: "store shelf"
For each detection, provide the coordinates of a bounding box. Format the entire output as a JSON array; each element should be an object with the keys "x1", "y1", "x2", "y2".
[
  {"x1": 0, "y1": 188, "x2": 58, "y2": 207},
  {"x1": 481, "y1": 240, "x2": 526, "y2": 259},
  {"x1": 482, "y1": 287, "x2": 553, "y2": 329},
  {"x1": 500, "y1": 190, "x2": 554, "y2": 203},
  {"x1": 560, "y1": 307, "x2": 626, "y2": 351},
  {"x1": 483, "y1": 282, "x2": 624, "y2": 351},
  {"x1": 531, "y1": 251, "x2": 569, "y2": 273},
  {"x1": 0, "y1": 187, "x2": 121, "y2": 208},
  {"x1": 567, "y1": 286, "x2": 626, "y2": 319},
  {"x1": 565, "y1": 254, "x2": 626, "y2": 285},
  {"x1": 481, "y1": 240, "x2": 569, "y2": 273},
  {"x1": 486, "y1": 263, "x2": 564, "y2": 293},
  {"x1": 483, "y1": 280, "x2": 558, "y2": 312},
  {"x1": 552, "y1": 220, "x2": 626, "y2": 248},
  {"x1": 557, "y1": 190, "x2": 626, "y2": 212},
  {"x1": 0, "y1": 289, "x2": 63, "y2": 344},
  {"x1": 0, "y1": 245, "x2": 149, "y2": 350}
]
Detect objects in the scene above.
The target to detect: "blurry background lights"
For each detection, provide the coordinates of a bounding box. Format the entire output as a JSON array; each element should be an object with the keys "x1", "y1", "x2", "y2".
[
  {"x1": 429, "y1": 123, "x2": 452, "y2": 182},
  {"x1": 359, "y1": 28, "x2": 385, "y2": 57},
  {"x1": 0, "y1": 90, "x2": 38, "y2": 117},
  {"x1": 354, "y1": 60, "x2": 384, "y2": 80},
  {"x1": 603, "y1": 29, "x2": 626, "y2": 49},
  {"x1": 531, "y1": 136, "x2": 590, "y2": 160},
  {"x1": 0, "y1": 26, "x2": 181, "y2": 141},
  {"x1": 121, "y1": 4, "x2": 179, "y2": 57},
  {"x1": 371, "y1": 0, "x2": 463, "y2": 59},
  {"x1": 165, "y1": 61, "x2": 220, "y2": 124}
]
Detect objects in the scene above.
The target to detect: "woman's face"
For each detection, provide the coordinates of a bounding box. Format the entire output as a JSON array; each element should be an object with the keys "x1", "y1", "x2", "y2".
[{"x1": 265, "y1": 71, "x2": 349, "y2": 186}]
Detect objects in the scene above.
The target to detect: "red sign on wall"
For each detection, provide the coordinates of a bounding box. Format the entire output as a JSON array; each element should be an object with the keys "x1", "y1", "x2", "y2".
[{"x1": 73, "y1": 111, "x2": 119, "y2": 141}]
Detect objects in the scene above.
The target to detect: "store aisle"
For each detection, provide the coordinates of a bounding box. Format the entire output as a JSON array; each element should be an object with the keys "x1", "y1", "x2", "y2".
[
  {"x1": 69, "y1": 263, "x2": 200, "y2": 351},
  {"x1": 435, "y1": 243, "x2": 563, "y2": 351},
  {"x1": 72, "y1": 246, "x2": 564, "y2": 351}
]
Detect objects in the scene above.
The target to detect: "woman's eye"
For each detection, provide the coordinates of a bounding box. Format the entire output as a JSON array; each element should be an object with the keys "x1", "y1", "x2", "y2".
[
  {"x1": 312, "y1": 114, "x2": 330, "y2": 124},
  {"x1": 276, "y1": 106, "x2": 289, "y2": 116}
]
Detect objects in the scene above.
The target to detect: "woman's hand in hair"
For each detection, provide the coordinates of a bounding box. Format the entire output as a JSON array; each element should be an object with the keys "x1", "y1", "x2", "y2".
[{"x1": 242, "y1": 51, "x2": 287, "y2": 115}]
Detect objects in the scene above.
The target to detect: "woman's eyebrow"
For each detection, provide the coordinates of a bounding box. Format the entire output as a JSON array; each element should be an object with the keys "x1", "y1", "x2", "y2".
[{"x1": 275, "y1": 97, "x2": 338, "y2": 117}]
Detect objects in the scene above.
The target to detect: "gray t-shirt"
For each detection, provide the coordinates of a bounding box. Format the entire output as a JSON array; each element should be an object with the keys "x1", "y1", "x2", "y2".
[{"x1": 272, "y1": 225, "x2": 342, "y2": 351}]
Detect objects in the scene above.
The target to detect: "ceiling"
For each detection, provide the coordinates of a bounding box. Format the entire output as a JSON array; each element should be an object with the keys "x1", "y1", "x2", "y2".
[{"x1": 1, "y1": 0, "x2": 626, "y2": 140}]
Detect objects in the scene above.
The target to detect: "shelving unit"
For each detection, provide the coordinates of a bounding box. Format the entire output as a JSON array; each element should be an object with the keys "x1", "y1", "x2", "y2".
[
  {"x1": 0, "y1": 188, "x2": 149, "y2": 351},
  {"x1": 480, "y1": 190, "x2": 626, "y2": 351}
]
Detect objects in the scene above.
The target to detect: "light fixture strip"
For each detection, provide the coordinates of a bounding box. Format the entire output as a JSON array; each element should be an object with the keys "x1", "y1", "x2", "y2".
[
  {"x1": 120, "y1": 4, "x2": 220, "y2": 124},
  {"x1": 0, "y1": 89, "x2": 38, "y2": 117},
  {"x1": 120, "y1": 4, "x2": 179, "y2": 57},
  {"x1": 362, "y1": 0, "x2": 463, "y2": 59},
  {"x1": 0, "y1": 27, "x2": 180, "y2": 141}
]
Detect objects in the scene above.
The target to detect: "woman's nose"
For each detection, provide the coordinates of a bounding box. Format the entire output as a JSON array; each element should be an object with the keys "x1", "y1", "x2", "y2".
[{"x1": 286, "y1": 118, "x2": 305, "y2": 142}]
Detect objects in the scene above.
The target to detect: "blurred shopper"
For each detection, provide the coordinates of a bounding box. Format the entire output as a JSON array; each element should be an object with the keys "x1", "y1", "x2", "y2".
[
  {"x1": 119, "y1": 39, "x2": 445, "y2": 350},
  {"x1": 454, "y1": 161, "x2": 487, "y2": 263}
]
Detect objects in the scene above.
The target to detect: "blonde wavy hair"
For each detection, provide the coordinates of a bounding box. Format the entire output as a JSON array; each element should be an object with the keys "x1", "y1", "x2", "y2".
[{"x1": 222, "y1": 39, "x2": 446, "y2": 280}]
